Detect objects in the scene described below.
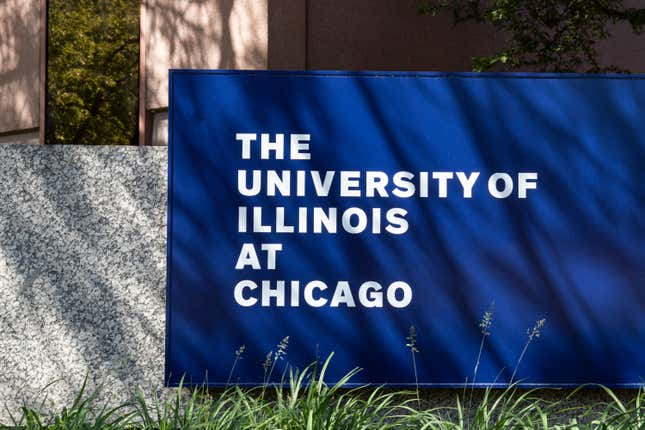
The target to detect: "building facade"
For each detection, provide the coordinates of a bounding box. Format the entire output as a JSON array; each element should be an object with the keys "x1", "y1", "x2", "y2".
[{"x1": 2, "y1": 0, "x2": 645, "y2": 147}]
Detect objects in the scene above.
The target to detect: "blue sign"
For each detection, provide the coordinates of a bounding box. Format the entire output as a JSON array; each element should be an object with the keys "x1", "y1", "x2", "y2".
[{"x1": 167, "y1": 71, "x2": 645, "y2": 387}]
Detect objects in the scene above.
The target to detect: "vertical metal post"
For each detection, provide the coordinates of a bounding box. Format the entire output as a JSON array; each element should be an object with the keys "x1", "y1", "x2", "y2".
[
  {"x1": 138, "y1": 0, "x2": 147, "y2": 145},
  {"x1": 39, "y1": 0, "x2": 47, "y2": 144}
]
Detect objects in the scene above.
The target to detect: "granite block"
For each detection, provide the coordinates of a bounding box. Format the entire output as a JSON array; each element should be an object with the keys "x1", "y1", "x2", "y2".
[{"x1": 0, "y1": 144, "x2": 167, "y2": 421}]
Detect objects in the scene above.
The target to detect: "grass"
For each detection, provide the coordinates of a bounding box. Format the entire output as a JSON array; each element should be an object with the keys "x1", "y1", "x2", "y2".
[
  {"x1": 6, "y1": 310, "x2": 643, "y2": 429},
  {"x1": 5, "y1": 355, "x2": 644, "y2": 430}
]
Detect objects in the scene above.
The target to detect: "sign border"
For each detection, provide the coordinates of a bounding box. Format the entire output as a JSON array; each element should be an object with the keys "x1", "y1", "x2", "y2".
[{"x1": 166, "y1": 70, "x2": 645, "y2": 388}]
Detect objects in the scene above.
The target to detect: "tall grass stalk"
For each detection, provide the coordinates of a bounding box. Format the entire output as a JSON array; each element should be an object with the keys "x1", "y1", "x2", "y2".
[
  {"x1": 225, "y1": 344, "x2": 245, "y2": 387},
  {"x1": 261, "y1": 336, "x2": 289, "y2": 400},
  {"x1": 510, "y1": 318, "x2": 546, "y2": 384},
  {"x1": 406, "y1": 325, "x2": 421, "y2": 409},
  {"x1": 466, "y1": 302, "x2": 494, "y2": 426}
]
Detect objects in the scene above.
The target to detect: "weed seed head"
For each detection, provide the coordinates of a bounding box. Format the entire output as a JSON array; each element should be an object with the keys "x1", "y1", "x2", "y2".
[
  {"x1": 235, "y1": 345, "x2": 246, "y2": 359},
  {"x1": 276, "y1": 336, "x2": 289, "y2": 361},
  {"x1": 262, "y1": 351, "x2": 273, "y2": 372},
  {"x1": 527, "y1": 318, "x2": 546, "y2": 340},
  {"x1": 406, "y1": 325, "x2": 419, "y2": 353},
  {"x1": 479, "y1": 302, "x2": 495, "y2": 336}
]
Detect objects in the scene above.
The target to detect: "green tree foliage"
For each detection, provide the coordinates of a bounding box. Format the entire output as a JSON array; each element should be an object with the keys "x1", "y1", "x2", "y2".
[
  {"x1": 47, "y1": 0, "x2": 139, "y2": 145},
  {"x1": 419, "y1": 0, "x2": 645, "y2": 72}
]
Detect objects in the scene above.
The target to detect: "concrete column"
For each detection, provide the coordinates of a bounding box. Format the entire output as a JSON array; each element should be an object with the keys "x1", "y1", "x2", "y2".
[{"x1": 142, "y1": 0, "x2": 268, "y2": 111}]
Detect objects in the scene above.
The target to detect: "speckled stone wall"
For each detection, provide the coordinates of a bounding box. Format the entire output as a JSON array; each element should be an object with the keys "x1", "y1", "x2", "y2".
[{"x1": 0, "y1": 144, "x2": 167, "y2": 421}]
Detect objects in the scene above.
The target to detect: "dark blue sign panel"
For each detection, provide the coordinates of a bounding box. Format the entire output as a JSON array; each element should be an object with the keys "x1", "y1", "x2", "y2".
[{"x1": 167, "y1": 71, "x2": 645, "y2": 387}]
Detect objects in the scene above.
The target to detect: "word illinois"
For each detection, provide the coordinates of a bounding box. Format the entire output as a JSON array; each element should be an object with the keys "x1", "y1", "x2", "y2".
[{"x1": 238, "y1": 206, "x2": 409, "y2": 235}]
